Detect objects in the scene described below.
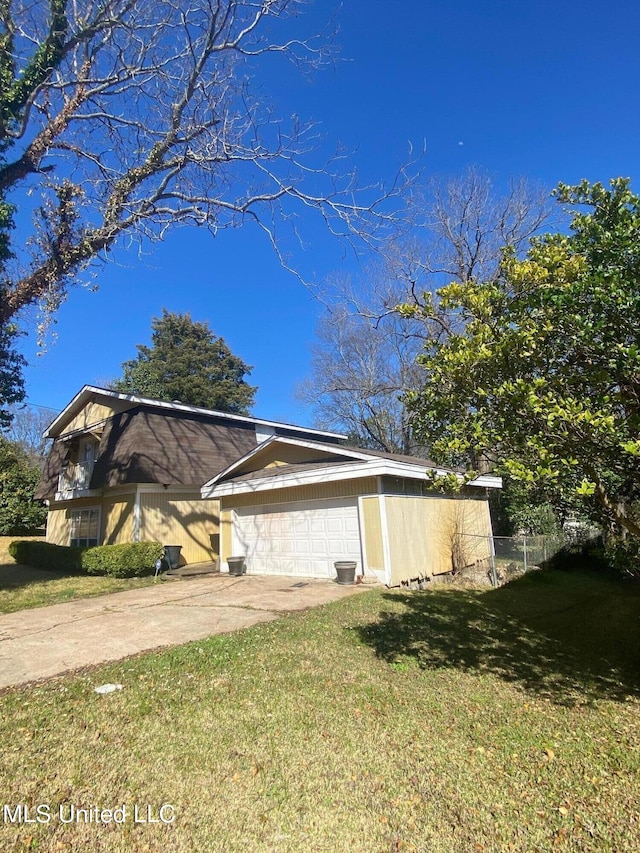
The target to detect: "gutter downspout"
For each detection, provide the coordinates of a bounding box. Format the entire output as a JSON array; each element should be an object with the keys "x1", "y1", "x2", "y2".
[{"x1": 133, "y1": 487, "x2": 141, "y2": 543}]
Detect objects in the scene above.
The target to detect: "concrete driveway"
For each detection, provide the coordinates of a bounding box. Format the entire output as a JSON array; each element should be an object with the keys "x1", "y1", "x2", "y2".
[{"x1": 0, "y1": 574, "x2": 371, "y2": 690}]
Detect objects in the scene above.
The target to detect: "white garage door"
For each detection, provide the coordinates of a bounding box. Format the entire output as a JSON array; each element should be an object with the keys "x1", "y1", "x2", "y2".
[{"x1": 232, "y1": 498, "x2": 362, "y2": 578}]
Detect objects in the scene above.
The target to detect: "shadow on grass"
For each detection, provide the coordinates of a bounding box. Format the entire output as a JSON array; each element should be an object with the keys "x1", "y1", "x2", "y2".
[
  {"x1": 355, "y1": 570, "x2": 640, "y2": 705},
  {"x1": 0, "y1": 562, "x2": 76, "y2": 591}
]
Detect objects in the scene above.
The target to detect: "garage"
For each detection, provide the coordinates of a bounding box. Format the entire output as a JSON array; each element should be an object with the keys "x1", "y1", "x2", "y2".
[
  {"x1": 232, "y1": 498, "x2": 362, "y2": 578},
  {"x1": 203, "y1": 434, "x2": 502, "y2": 585}
]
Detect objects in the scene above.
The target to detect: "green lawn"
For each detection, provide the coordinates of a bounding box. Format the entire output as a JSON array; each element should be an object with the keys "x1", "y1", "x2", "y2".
[
  {"x1": 0, "y1": 537, "x2": 157, "y2": 613},
  {"x1": 0, "y1": 569, "x2": 639, "y2": 852}
]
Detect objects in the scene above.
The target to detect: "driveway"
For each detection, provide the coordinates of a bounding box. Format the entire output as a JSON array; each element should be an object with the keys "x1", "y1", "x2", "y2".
[{"x1": 0, "y1": 574, "x2": 371, "y2": 690}]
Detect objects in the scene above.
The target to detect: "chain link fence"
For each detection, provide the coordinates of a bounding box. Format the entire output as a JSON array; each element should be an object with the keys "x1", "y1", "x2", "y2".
[{"x1": 452, "y1": 528, "x2": 599, "y2": 587}]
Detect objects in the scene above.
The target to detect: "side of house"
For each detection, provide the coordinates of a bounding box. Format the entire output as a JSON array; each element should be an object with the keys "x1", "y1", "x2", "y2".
[{"x1": 36, "y1": 387, "x2": 345, "y2": 565}]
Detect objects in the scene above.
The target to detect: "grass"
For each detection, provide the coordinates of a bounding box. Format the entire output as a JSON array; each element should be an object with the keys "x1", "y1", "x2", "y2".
[
  {"x1": 0, "y1": 537, "x2": 157, "y2": 614},
  {"x1": 0, "y1": 568, "x2": 639, "y2": 852}
]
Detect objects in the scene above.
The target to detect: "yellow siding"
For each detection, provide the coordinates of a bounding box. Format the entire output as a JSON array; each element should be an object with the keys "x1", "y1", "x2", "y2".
[
  {"x1": 385, "y1": 495, "x2": 492, "y2": 585},
  {"x1": 102, "y1": 496, "x2": 135, "y2": 544},
  {"x1": 139, "y1": 493, "x2": 220, "y2": 564},
  {"x1": 223, "y1": 477, "x2": 378, "y2": 509},
  {"x1": 46, "y1": 507, "x2": 71, "y2": 546},
  {"x1": 60, "y1": 400, "x2": 131, "y2": 435},
  {"x1": 233, "y1": 442, "x2": 345, "y2": 474},
  {"x1": 361, "y1": 496, "x2": 384, "y2": 571},
  {"x1": 46, "y1": 495, "x2": 136, "y2": 546}
]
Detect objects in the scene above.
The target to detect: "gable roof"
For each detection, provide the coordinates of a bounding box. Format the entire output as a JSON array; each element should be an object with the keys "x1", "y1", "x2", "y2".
[
  {"x1": 201, "y1": 436, "x2": 502, "y2": 498},
  {"x1": 44, "y1": 385, "x2": 346, "y2": 442}
]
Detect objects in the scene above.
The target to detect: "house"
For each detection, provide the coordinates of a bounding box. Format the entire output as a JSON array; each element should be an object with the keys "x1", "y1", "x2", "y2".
[
  {"x1": 36, "y1": 386, "x2": 501, "y2": 585},
  {"x1": 35, "y1": 386, "x2": 345, "y2": 564},
  {"x1": 201, "y1": 435, "x2": 501, "y2": 586}
]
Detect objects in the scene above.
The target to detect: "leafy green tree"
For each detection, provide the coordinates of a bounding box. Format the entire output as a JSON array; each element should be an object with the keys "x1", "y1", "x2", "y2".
[
  {"x1": 0, "y1": 436, "x2": 46, "y2": 534},
  {"x1": 112, "y1": 310, "x2": 256, "y2": 414},
  {"x1": 0, "y1": 320, "x2": 25, "y2": 429},
  {"x1": 0, "y1": 168, "x2": 25, "y2": 426},
  {"x1": 407, "y1": 178, "x2": 640, "y2": 537}
]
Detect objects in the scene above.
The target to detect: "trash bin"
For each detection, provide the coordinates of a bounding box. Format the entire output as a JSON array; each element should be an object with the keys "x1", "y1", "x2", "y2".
[
  {"x1": 334, "y1": 561, "x2": 357, "y2": 585},
  {"x1": 164, "y1": 545, "x2": 182, "y2": 570},
  {"x1": 227, "y1": 556, "x2": 246, "y2": 576}
]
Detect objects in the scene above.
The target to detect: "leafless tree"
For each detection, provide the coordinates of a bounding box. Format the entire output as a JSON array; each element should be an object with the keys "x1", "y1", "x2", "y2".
[
  {"x1": 0, "y1": 0, "x2": 413, "y2": 332},
  {"x1": 3, "y1": 403, "x2": 58, "y2": 466},
  {"x1": 302, "y1": 168, "x2": 557, "y2": 454},
  {"x1": 297, "y1": 298, "x2": 425, "y2": 454},
  {"x1": 395, "y1": 167, "x2": 557, "y2": 332}
]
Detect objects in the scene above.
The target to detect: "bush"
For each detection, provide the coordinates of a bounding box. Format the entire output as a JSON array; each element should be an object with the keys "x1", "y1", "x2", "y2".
[
  {"x1": 540, "y1": 539, "x2": 608, "y2": 574},
  {"x1": 9, "y1": 540, "x2": 83, "y2": 572},
  {"x1": 81, "y1": 542, "x2": 163, "y2": 578},
  {"x1": 601, "y1": 538, "x2": 640, "y2": 581},
  {"x1": 9, "y1": 539, "x2": 163, "y2": 577}
]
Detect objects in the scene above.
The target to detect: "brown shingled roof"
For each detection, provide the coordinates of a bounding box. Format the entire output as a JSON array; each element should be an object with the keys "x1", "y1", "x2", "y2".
[
  {"x1": 337, "y1": 444, "x2": 447, "y2": 469},
  {"x1": 35, "y1": 406, "x2": 260, "y2": 499},
  {"x1": 91, "y1": 407, "x2": 259, "y2": 488}
]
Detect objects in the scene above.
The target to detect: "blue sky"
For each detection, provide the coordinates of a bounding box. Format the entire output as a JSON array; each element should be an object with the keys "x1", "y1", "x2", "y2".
[{"x1": 17, "y1": 0, "x2": 640, "y2": 425}]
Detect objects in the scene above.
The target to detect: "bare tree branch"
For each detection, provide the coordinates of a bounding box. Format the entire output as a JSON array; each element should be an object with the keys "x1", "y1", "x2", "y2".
[
  {"x1": 0, "y1": 0, "x2": 416, "y2": 329},
  {"x1": 301, "y1": 169, "x2": 558, "y2": 455}
]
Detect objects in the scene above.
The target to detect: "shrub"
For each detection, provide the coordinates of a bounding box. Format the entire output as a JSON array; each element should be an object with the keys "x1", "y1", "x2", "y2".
[
  {"x1": 540, "y1": 539, "x2": 608, "y2": 574},
  {"x1": 9, "y1": 540, "x2": 83, "y2": 572},
  {"x1": 81, "y1": 542, "x2": 164, "y2": 578},
  {"x1": 601, "y1": 538, "x2": 640, "y2": 581},
  {"x1": 9, "y1": 539, "x2": 163, "y2": 577}
]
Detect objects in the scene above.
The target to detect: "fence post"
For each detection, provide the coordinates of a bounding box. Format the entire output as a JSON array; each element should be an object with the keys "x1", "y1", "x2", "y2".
[
  {"x1": 489, "y1": 534, "x2": 498, "y2": 588},
  {"x1": 490, "y1": 552, "x2": 498, "y2": 587},
  {"x1": 523, "y1": 536, "x2": 528, "y2": 573}
]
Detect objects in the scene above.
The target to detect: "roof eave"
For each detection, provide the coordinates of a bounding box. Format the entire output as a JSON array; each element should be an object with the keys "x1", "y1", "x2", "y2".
[
  {"x1": 202, "y1": 459, "x2": 502, "y2": 498},
  {"x1": 200, "y1": 434, "x2": 376, "y2": 490},
  {"x1": 45, "y1": 385, "x2": 347, "y2": 441}
]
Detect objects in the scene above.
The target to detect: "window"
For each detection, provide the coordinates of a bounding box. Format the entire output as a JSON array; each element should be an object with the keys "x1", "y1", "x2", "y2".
[
  {"x1": 81, "y1": 439, "x2": 97, "y2": 464},
  {"x1": 69, "y1": 507, "x2": 101, "y2": 547}
]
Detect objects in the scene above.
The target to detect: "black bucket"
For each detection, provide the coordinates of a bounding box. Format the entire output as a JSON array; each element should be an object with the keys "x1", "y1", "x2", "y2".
[
  {"x1": 164, "y1": 545, "x2": 182, "y2": 570},
  {"x1": 228, "y1": 556, "x2": 246, "y2": 576},
  {"x1": 334, "y1": 561, "x2": 357, "y2": 585}
]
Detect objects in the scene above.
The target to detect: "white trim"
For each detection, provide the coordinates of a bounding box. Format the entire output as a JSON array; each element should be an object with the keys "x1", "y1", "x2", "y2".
[
  {"x1": 45, "y1": 385, "x2": 346, "y2": 441},
  {"x1": 357, "y1": 495, "x2": 369, "y2": 577},
  {"x1": 203, "y1": 434, "x2": 278, "y2": 487},
  {"x1": 255, "y1": 424, "x2": 275, "y2": 444},
  {"x1": 135, "y1": 484, "x2": 204, "y2": 495},
  {"x1": 203, "y1": 457, "x2": 501, "y2": 498},
  {"x1": 201, "y1": 434, "x2": 376, "y2": 491},
  {"x1": 378, "y1": 478, "x2": 393, "y2": 588},
  {"x1": 467, "y1": 474, "x2": 503, "y2": 488}
]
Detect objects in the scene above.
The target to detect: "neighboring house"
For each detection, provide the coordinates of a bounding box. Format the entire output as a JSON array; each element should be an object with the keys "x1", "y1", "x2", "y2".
[
  {"x1": 35, "y1": 386, "x2": 344, "y2": 564},
  {"x1": 201, "y1": 435, "x2": 502, "y2": 587},
  {"x1": 36, "y1": 386, "x2": 501, "y2": 585}
]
